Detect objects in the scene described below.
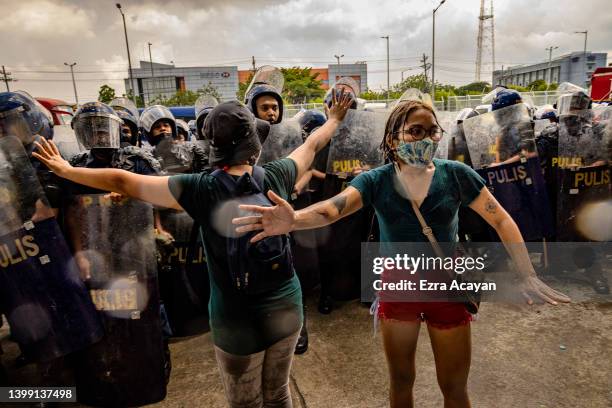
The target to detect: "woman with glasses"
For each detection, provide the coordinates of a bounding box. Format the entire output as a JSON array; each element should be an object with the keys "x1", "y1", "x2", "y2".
[{"x1": 232, "y1": 99, "x2": 570, "y2": 408}]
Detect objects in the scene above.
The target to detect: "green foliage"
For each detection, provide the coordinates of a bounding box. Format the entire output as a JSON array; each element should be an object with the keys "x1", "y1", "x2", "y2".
[
  {"x1": 507, "y1": 84, "x2": 529, "y2": 92},
  {"x1": 456, "y1": 81, "x2": 492, "y2": 95},
  {"x1": 98, "y1": 84, "x2": 116, "y2": 104},
  {"x1": 150, "y1": 83, "x2": 222, "y2": 107},
  {"x1": 124, "y1": 90, "x2": 144, "y2": 108},
  {"x1": 237, "y1": 72, "x2": 253, "y2": 102},
  {"x1": 281, "y1": 67, "x2": 325, "y2": 104}
]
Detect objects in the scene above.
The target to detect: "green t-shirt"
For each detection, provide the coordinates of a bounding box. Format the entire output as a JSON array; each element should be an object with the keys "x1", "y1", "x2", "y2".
[
  {"x1": 349, "y1": 159, "x2": 486, "y2": 243},
  {"x1": 168, "y1": 158, "x2": 302, "y2": 355}
]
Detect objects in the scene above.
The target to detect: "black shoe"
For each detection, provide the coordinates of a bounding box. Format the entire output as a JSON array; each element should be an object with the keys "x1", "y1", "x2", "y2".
[
  {"x1": 294, "y1": 325, "x2": 308, "y2": 355},
  {"x1": 318, "y1": 295, "x2": 333, "y2": 315}
]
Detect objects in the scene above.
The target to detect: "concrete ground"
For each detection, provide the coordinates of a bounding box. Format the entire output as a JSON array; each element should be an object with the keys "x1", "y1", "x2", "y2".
[{"x1": 2, "y1": 283, "x2": 611, "y2": 408}]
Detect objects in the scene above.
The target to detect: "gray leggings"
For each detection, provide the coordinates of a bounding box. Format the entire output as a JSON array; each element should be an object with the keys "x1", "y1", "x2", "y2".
[{"x1": 214, "y1": 330, "x2": 301, "y2": 408}]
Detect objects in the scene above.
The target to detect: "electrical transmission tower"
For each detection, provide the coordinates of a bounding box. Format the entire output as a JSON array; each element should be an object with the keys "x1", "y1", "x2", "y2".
[{"x1": 475, "y1": 0, "x2": 495, "y2": 82}]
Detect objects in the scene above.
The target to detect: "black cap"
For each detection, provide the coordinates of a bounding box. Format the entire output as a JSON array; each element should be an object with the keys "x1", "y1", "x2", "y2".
[{"x1": 204, "y1": 101, "x2": 271, "y2": 166}]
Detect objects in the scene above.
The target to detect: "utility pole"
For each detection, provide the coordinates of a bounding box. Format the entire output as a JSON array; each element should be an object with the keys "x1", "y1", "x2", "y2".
[
  {"x1": 431, "y1": 0, "x2": 446, "y2": 101},
  {"x1": 499, "y1": 65, "x2": 504, "y2": 85},
  {"x1": 1, "y1": 66, "x2": 15, "y2": 91},
  {"x1": 251, "y1": 56, "x2": 256, "y2": 73},
  {"x1": 116, "y1": 3, "x2": 137, "y2": 106},
  {"x1": 148, "y1": 42, "x2": 154, "y2": 78},
  {"x1": 64, "y1": 62, "x2": 78, "y2": 105},
  {"x1": 420, "y1": 54, "x2": 431, "y2": 90},
  {"x1": 545, "y1": 46, "x2": 559, "y2": 85},
  {"x1": 381, "y1": 36, "x2": 390, "y2": 101}
]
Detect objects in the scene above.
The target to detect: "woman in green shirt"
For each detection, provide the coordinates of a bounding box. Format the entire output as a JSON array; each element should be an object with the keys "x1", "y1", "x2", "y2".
[
  {"x1": 33, "y1": 94, "x2": 354, "y2": 408},
  {"x1": 232, "y1": 99, "x2": 571, "y2": 408}
]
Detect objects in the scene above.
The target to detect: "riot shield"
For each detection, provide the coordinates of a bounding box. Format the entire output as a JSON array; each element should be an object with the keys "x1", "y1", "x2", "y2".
[
  {"x1": 157, "y1": 209, "x2": 209, "y2": 336},
  {"x1": 245, "y1": 65, "x2": 284, "y2": 97},
  {"x1": 155, "y1": 139, "x2": 195, "y2": 174},
  {"x1": 462, "y1": 104, "x2": 554, "y2": 240},
  {"x1": 52, "y1": 124, "x2": 82, "y2": 160},
  {"x1": 67, "y1": 195, "x2": 166, "y2": 406},
  {"x1": 195, "y1": 95, "x2": 219, "y2": 117},
  {"x1": 534, "y1": 119, "x2": 552, "y2": 137},
  {"x1": 325, "y1": 110, "x2": 386, "y2": 178},
  {"x1": 556, "y1": 109, "x2": 611, "y2": 242},
  {"x1": 257, "y1": 118, "x2": 303, "y2": 164},
  {"x1": 462, "y1": 103, "x2": 534, "y2": 170},
  {"x1": 0, "y1": 136, "x2": 102, "y2": 363},
  {"x1": 110, "y1": 97, "x2": 139, "y2": 119},
  {"x1": 434, "y1": 111, "x2": 455, "y2": 160}
]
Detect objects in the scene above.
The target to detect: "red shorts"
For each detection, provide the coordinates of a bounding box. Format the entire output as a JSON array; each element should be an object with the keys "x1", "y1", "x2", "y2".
[{"x1": 377, "y1": 301, "x2": 472, "y2": 330}]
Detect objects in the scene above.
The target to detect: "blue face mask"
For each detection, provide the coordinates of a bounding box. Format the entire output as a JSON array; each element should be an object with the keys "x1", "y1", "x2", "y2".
[{"x1": 395, "y1": 138, "x2": 438, "y2": 168}]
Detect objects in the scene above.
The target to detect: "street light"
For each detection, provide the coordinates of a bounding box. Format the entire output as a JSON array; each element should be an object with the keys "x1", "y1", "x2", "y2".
[
  {"x1": 401, "y1": 68, "x2": 415, "y2": 82},
  {"x1": 116, "y1": 3, "x2": 137, "y2": 106},
  {"x1": 64, "y1": 62, "x2": 78, "y2": 105},
  {"x1": 148, "y1": 42, "x2": 154, "y2": 78},
  {"x1": 545, "y1": 46, "x2": 559, "y2": 86},
  {"x1": 431, "y1": 0, "x2": 446, "y2": 102},
  {"x1": 574, "y1": 30, "x2": 588, "y2": 56},
  {"x1": 381, "y1": 36, "x2": 390, "y2": 101},
  {"x1": 334, "y1": 54, "x2": 344, "y2": 85}
]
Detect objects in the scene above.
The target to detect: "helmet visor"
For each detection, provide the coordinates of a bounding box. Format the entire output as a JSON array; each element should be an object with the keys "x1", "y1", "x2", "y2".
[
  {"x1": 0, "y1": 107, "x2": 36, "y2": 145},
  {"x1": 73, "y1": 114, "x2": 120, "y2": 149}
]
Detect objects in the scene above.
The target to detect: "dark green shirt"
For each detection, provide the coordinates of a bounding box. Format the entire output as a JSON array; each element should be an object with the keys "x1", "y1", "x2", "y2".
[
  {"x1": 168, "y1": 158, "x2": 302, "y2": 355},
  {"x1": 349, "y1": 159, "x2": 486, "y2": 243}
]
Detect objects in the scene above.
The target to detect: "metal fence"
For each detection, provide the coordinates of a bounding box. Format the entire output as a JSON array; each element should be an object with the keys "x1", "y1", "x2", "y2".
[{"x1": 284, "y1": 90, "x2": 561, "y2": 117}]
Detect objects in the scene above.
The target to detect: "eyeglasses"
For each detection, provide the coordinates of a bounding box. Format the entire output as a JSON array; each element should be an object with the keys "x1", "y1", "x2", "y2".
[{"x1": 393, "y1": 125, "x2": 444, "y2": 141}]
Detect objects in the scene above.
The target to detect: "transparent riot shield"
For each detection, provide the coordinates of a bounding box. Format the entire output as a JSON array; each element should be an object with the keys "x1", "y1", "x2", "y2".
[
  {"x1": 52, "y1": 124, "x2": 82, "y2": 160},
  {"x1": 257, "y1": 118, "x2": 303, "y2": 164},
  {"x1": 245, "y1": 65, "x2": 284, "y2": 97},
  {"x1": 67, "y1": 195, "x2": 166, "y2": 406},
  {"x1": 195, "y1": 95, "x2": 219, "y2": 117},
  {"x1": 0, "y1": 136, "x2": 102, "y2": 363},
  {"x1": 434, "y1": 111, "x2": 455, "y2": 160},
  {"x1": 462, "y1": 103, "x2": 534, "y2": 170},
  {"x1": 556, "y1": 109, "x2": 611, "y2": 242},
  {"x1": 325, "y1": 110, "x2": 386, "y2": 178},
  {"x1": 157, "y1": 209, "x2": 209, "y2": 337},
  {"x1": 110, "y1": 97, "x2": 139, "y2": 119},
  {"x1": 462, "y1": 104, "x2": 554, "y2": 240},
  {"x1": 534, "y1": 119, "x2": 552, "y2": 137}
]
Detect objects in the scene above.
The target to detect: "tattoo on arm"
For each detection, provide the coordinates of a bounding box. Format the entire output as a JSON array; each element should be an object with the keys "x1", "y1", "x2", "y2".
[
  {"x1": 485, "y1": 198, "x2": 498, "y2": 214},
  {"x1": 331, "y1": 195, "x2": 348, "y2": 215}
]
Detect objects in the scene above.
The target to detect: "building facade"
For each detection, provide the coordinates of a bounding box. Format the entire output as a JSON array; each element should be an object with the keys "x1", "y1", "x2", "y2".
[
  {"x1": 492, "y1": 52, "x2": 607, "y2": 89},
  {"x1": 124, "y1": 61, "x2": 239, "y2": 104},
  {"x1": 237, "y1": 63, "x2": 367, "y2": 94}
]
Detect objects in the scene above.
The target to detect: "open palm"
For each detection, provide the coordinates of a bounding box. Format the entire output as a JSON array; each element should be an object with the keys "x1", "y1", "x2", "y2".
[{"x1": 233, "y1": 190, "x2": 295, "y2": 243}]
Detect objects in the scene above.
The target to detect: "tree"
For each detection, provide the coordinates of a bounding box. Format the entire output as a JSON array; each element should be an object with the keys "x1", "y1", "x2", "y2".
[
  {"x1": 456, "y1": 81, "x2": 492, "y2": 95},
  {"x1": 98, "y1": 84, "x2": 116, "y2": 103},
  {"x1": 236, "y1": 72, "x2": 253, "y2": 102},
  {"x1": 196, "y1": 82, "x2": 222, "y2": 101},
  {"x1": 124, "y1": 90, "x2": 144, "y2": 108},
  {"x1": 281, "y1": 67, "x2": 325, "y2": 104}
]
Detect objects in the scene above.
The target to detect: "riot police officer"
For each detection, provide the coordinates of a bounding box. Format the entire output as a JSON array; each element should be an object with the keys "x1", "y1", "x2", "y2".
[{"x1": 244, "y1": 66, "x2": 285, "y2": 124}]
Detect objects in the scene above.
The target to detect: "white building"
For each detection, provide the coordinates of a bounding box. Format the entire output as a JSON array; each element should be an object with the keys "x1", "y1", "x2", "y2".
[{"x1": 124, "y1": 61, "x2": 239, "y2": 104}]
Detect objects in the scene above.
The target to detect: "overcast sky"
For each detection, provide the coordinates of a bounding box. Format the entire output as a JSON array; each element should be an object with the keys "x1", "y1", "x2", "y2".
[{"x1": 1, "y1": 0, "x2": 610, "y2": 102}]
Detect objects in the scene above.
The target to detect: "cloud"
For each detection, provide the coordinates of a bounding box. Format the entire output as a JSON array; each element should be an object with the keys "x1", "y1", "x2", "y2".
[
  {"x1": 3, "y1": 0, "x2": 610, "y2": 101},
  {"x1": 0, "y1": 1, "x2": 94, "y2": 38}
]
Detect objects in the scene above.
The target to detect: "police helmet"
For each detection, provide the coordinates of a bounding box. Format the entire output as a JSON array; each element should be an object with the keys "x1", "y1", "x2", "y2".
[{"x1": 72, "y1": 101, "x2": 122, "y2": 150}]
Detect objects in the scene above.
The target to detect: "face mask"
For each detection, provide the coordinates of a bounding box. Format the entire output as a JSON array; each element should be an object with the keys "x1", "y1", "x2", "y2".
[{"x1": 395, "y1": 138, "x2": 438, "y2": 168}]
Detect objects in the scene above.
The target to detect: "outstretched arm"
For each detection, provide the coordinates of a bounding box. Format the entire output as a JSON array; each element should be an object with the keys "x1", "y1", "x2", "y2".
[
  {"x1": 469, "y1": 187, "x2": 570, "y2": 305},
  {"x1": 32, "y1": 138, "x2": 183, "y2": 211},
  {"x1": 288, "y1": 90, "x2": 353, "y2": 181},
  {"x1": 233, "y1": 186, "x2": 363, "y2": 242}
]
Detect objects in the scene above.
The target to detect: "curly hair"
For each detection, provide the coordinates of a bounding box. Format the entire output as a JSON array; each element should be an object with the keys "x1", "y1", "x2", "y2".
[{"x1": 379, "y1": 100, "x2": 441, "y2": 162}]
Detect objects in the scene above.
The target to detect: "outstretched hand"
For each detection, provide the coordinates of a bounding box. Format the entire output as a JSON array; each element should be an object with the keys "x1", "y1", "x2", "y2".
[
  {"x1": 32, "y1": 138, "x2": 72, "y2": 177},
  {"x1": 325, "y1": 88, "x2": 354, "y2": 122},
  {"x1": 232, "y1": 190, "x2": 295, "y2": 243},
  {"x1": 518, "y1": 275, "x2": 571, "y2": 305}
]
